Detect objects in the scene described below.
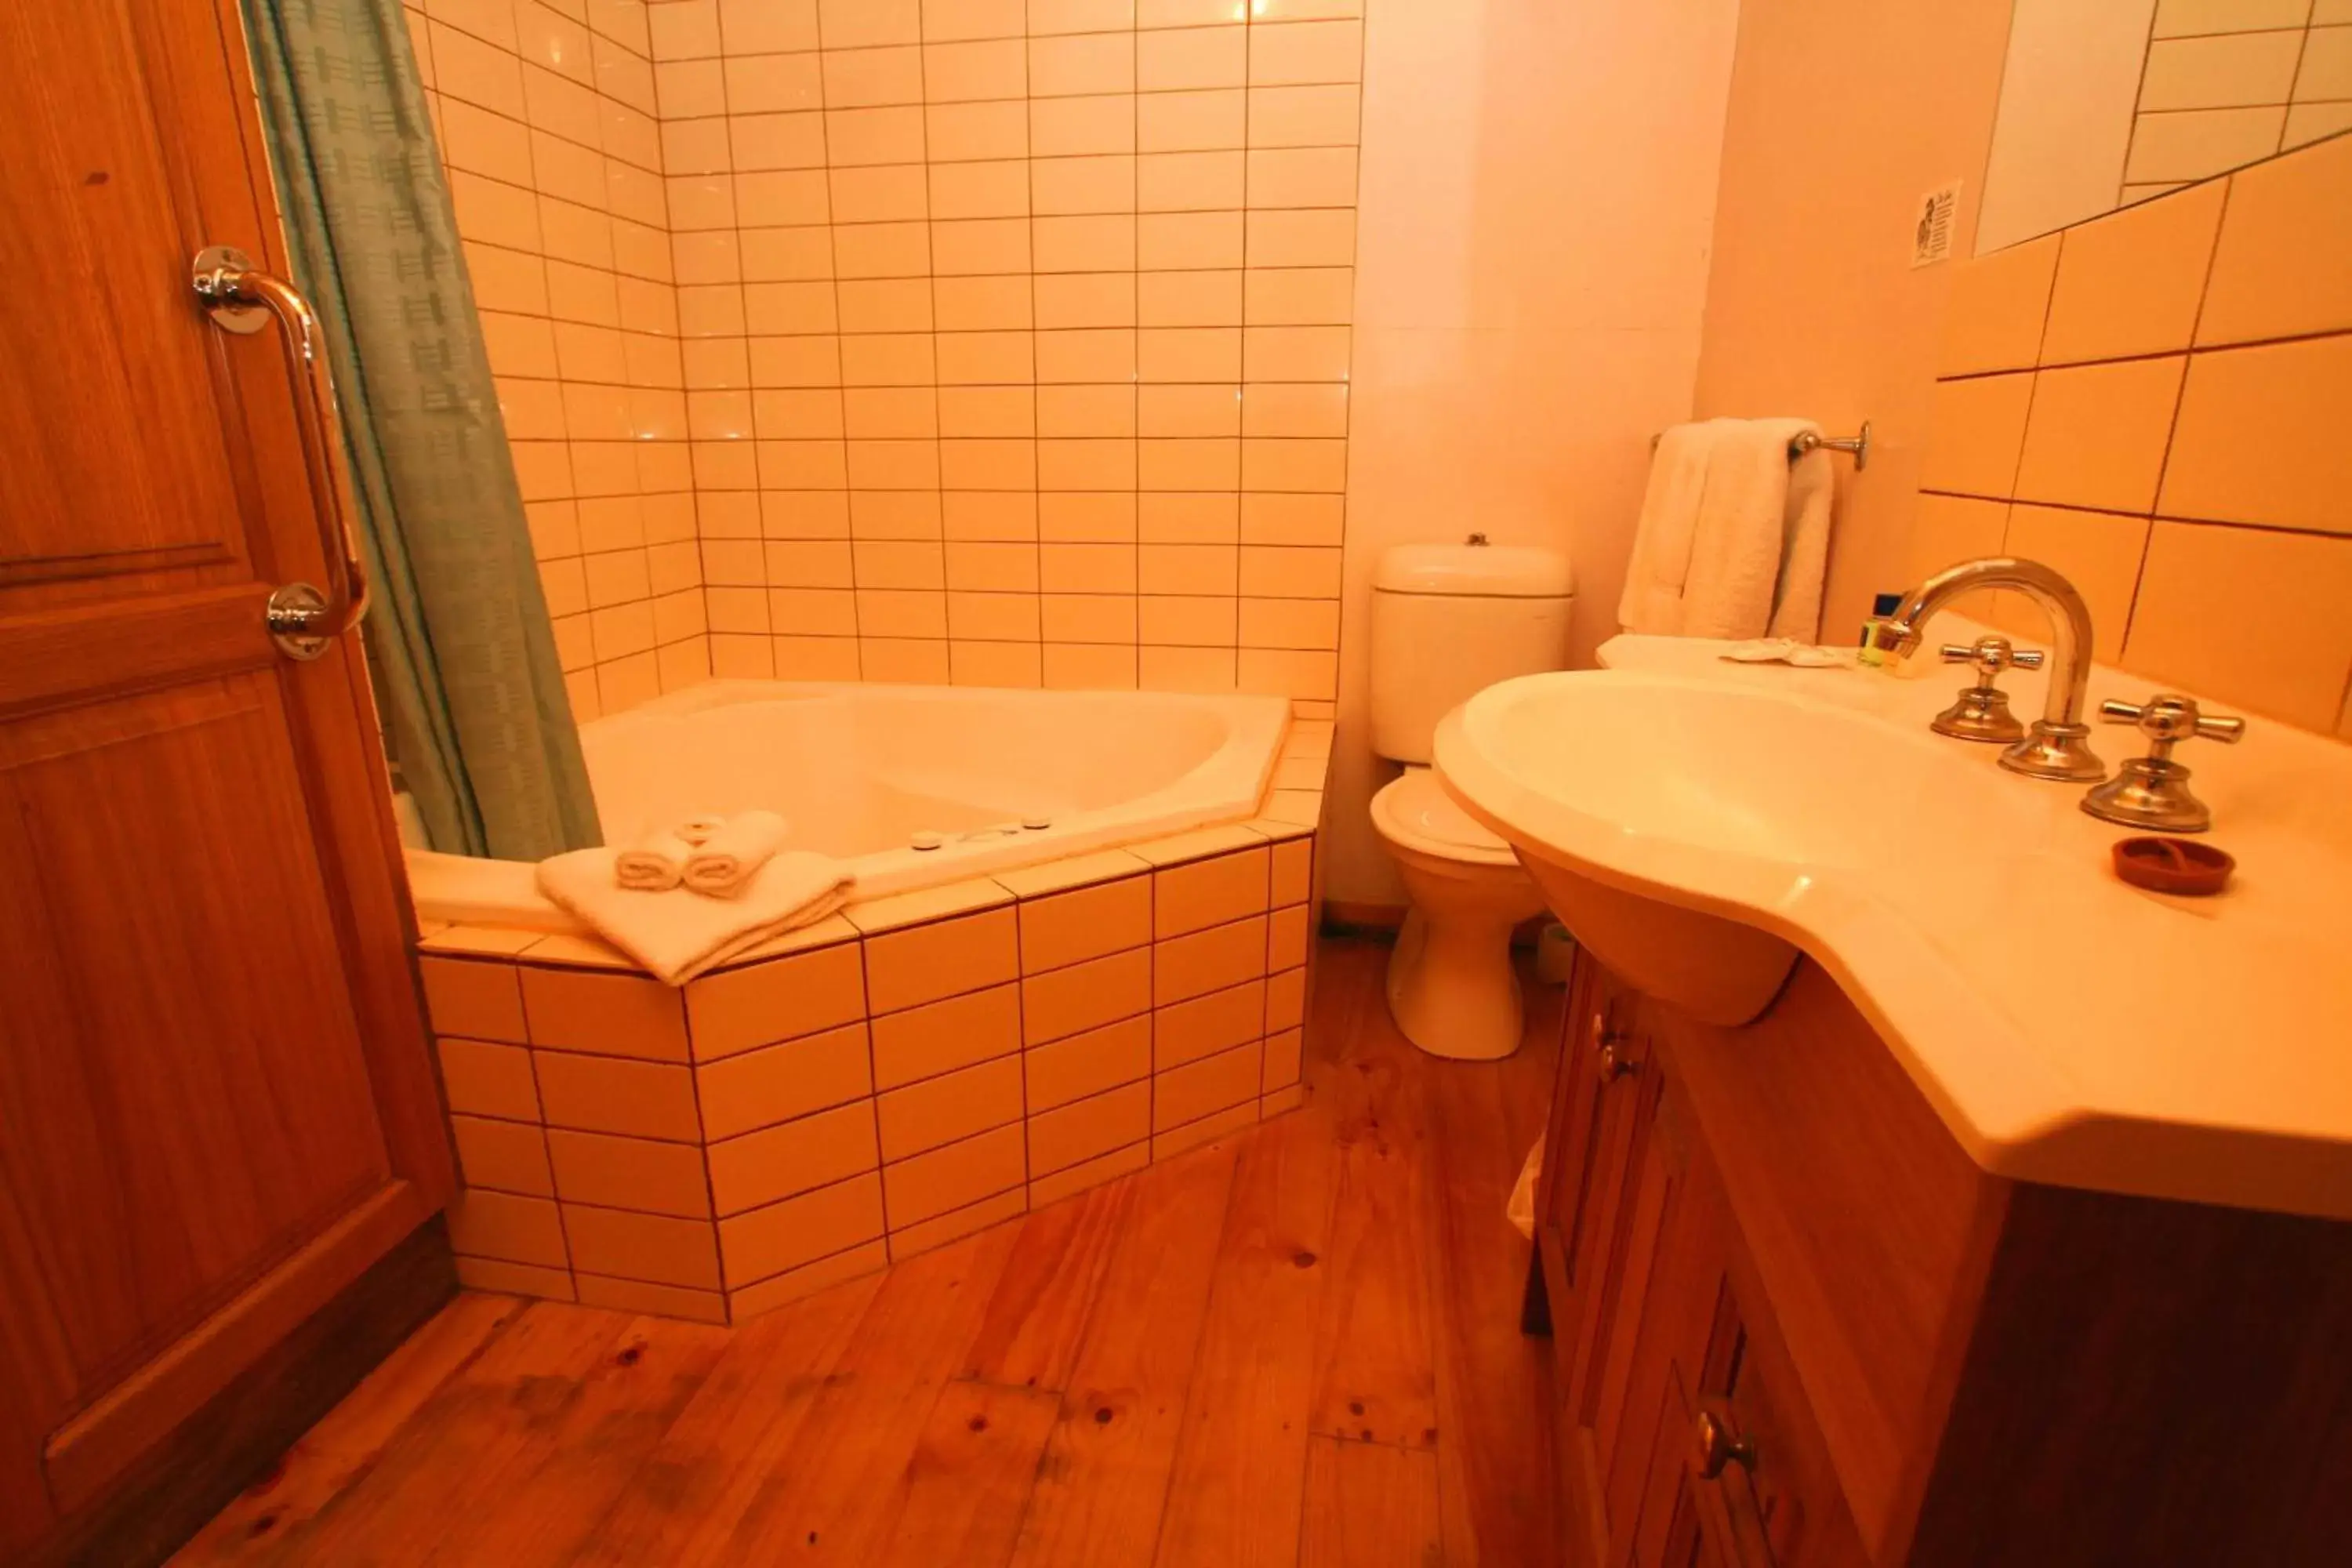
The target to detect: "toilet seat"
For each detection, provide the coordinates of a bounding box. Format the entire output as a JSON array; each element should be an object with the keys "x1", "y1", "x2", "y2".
[{"x1": 1370, "y1": 767, "x2": 1519, "y2": 866}]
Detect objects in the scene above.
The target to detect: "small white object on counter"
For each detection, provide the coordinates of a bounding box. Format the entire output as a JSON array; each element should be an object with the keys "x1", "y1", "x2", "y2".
[{"x1": 1718, "y1": 637, "x2": 1849, "y2": 668}]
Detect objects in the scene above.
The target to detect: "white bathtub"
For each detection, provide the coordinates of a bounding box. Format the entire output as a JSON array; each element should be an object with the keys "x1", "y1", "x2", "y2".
[{"x1": 407, "y1": 681, "x2": 1290, "y2": 930}]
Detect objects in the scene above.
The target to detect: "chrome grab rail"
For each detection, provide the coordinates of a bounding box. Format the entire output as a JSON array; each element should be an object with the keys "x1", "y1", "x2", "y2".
[{"x1": 191, "y1": 244, "x2": 369, "y2": 659}]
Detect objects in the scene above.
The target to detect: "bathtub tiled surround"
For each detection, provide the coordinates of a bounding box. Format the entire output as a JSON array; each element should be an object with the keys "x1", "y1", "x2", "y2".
[
  {"x1": 652, "y1": 0, "x2": 1363, "y2": 704},
  {"x1": 405, "y1": 0, "x2": 711, "y2": 722},
  {"x1": 1918, "y1": 130, "x2": 2352, "y2": 740},
  {"x1": 420, "y1": 720, "x2": 1329, "y2": 1323}
]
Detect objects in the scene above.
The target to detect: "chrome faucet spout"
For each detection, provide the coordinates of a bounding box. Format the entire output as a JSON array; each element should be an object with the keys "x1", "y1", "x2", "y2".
[{"x1": 1867, "y1": 557, "x2": 2107, "y2": 782}]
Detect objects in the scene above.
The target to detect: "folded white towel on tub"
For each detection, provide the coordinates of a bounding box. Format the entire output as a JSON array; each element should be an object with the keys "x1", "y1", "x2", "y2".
[
  {"x1": 537, "y1": 847, "x2": 855, "y2": 985},
  {"x1": 681, "y1": 809, "x2": 790, "y2": 898}
]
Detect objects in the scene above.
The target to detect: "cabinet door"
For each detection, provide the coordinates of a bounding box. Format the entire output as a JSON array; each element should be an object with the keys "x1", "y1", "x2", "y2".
[
  {"x1": 1617, "y1": 1131, "x2": 1867, "y2": 1568},
  {"x1": 1631, "y1": 1378, "x2": 1741, "y2": 1568},
  {"x1": 1552, "y1": 976, "x2": 1667, "y2": 1546},
  {"x1": 1553, "y1": 964, "x2": 1645, "y2": 1378},
  {"x1": 1534, "y1": 951, "x2": 1614, "y2": 1322}
]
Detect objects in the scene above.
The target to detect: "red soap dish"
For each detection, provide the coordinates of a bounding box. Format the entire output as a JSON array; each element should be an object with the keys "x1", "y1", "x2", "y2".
[{"x1": 2112, "y1": 836, "x2": 2235, "y2": 896}]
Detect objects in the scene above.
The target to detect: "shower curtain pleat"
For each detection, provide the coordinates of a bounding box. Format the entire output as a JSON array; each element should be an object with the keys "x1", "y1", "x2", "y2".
[{"x1": 241, "y1": 0, "x2": 601, "y2": 861}]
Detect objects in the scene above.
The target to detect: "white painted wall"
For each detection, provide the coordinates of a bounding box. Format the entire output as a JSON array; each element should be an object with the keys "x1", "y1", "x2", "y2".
[{"x1": 1326, "y1": 0, "x2": 1743, "y2": 906}]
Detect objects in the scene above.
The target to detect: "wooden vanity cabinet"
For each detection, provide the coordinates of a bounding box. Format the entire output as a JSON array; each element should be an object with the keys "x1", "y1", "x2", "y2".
[
  {"x1": 1537, "y1": 955, "x2": 1863, "y2": 1568},
  {"x1": 1531, "y1": 946, "x2": 2352, "y2": 1568}
]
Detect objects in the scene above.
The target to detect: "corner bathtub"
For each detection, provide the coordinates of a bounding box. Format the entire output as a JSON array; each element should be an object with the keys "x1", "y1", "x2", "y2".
[{"x1": 407, "y1": 681, "x2": 1291, "y2": 930}]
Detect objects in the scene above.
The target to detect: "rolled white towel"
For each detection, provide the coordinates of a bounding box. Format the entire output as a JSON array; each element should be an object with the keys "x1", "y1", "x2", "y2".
[
  {"x1": 682, "y1": 809, "x2": 790, "y2": 898},
  {"x1": 614, "y1": 827, "x2": 696, "y2": 892},
  {"x1": 675, "y1": 815, "x2": 727, "y2": 846}
]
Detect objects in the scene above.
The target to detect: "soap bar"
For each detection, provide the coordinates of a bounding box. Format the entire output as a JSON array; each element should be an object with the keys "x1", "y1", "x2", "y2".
[{"x1": 2112, "y1": 836, "x2": 2234, "y2": 896}]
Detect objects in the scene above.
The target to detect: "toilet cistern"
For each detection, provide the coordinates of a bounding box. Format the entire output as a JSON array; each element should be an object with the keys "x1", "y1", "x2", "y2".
[{"x1": 1867, "y1": 557, "x2": 2107, "y2": 782}]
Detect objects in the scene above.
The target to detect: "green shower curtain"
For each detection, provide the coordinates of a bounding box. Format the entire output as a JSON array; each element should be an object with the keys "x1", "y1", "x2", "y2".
[{"x1": 242, "y1": 0, "x2": 601, "y2": 860}]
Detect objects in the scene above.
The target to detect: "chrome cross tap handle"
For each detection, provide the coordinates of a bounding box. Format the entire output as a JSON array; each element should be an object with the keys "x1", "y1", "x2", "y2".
[
  {"x1": 2082, "y1": 693, "x2": 2246, "y2": 833},
  {"x1": 1932, "y1": 635, "x2": 2045, "y2": 744}
]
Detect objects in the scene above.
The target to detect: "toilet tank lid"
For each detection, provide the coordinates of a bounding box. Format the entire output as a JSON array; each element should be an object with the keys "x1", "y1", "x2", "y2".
[{"x1": 1374, "y1": 543, "x2": 1573, "y2": 597}]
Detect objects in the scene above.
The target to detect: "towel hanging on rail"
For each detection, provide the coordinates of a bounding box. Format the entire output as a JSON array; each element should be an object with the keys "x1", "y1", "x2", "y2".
[{"x1": 1620, "y1": 419, "x2": 1835, "y2": 641}]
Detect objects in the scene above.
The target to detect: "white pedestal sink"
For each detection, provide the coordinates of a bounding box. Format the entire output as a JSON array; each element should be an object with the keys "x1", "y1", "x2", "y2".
[
  {"x1": 1434, "y1": 670, "x2": 2041, "y2": 1025},
  {"x1": 1426, "y1": 638, "x2": 2352, "y2": 1221}
]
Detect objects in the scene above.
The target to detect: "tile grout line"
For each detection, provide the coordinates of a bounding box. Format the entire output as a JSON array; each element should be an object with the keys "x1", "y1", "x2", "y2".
[{"x1": 2121, "y1": 169, "x2": 2242, "y2": 661}]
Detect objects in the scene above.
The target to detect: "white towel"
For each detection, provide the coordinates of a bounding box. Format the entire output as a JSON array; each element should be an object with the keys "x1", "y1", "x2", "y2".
[
  {"x1": 1768, "y1": 434, "x2": 1834, "y2": 642},
  {"x1": 614, "y1": 827, "x2": 696, "y2": 892},
  {"x1": 537, "y1": 848, "x2": 855, "y2": 985},
  {"x1": 682, "y1": 809, "x2": 790, "y2": 898},
  {"x1": 1618, "y1": 418, "x2": 1833, "y2": 642},
  {"x1": 1618, "y1": 420, "x2": 1719, "y2": 636}
]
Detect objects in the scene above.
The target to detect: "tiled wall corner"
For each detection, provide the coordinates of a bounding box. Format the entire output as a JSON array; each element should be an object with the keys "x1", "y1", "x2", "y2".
[
  {"x1": 406, "y1": 0, "x2": 710, "y2": 720},
  {"x1": 1917, "y1": 131, "x2": 2352, "y2": 735},
  {"x1": 643, "y1": 0, "x2": 1362, "y2": 699},
  {"x1": 419, "y1": 717, "x2": 1330, "y2": 1323}
]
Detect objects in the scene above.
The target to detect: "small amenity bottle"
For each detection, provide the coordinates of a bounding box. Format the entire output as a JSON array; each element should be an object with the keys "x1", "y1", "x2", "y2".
[{"x1": 1858, "y1": 592, "x2": 1904, "y2": 667}]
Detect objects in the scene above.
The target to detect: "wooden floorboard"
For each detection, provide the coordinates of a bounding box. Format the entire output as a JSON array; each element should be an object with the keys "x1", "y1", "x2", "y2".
[
  {"x1": 569, "y1": 1269, "x2": 885, "y2": 1565},
  {"x1": 170, "y1": 1290, "x2": 523, "y2": 1563},
  {"x1": 1301, "y1": 1435, "x2": 1446, "y2": 1568},
  {"x1": 1149, "y1": 1102, "x2": 1342, "y2": 1566},
  {"x1": 1427, "y1": 990, "x2": 1566, "y2": 1567},
  {"x1": 1005, "y1": 1138, "x2": 1240, "y2": 1568},
  {"x1": 1309, "y1": 942, "x2": 1440, "y2": 1450},
  {"x1": 174, "y1": 936, "x2": 1563, "y2": 1568}
]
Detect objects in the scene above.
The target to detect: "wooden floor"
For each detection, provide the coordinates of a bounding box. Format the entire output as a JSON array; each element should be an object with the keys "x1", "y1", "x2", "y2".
[{"x1": 175, "y1": 937, "x2": 1564, "y2": 1567}]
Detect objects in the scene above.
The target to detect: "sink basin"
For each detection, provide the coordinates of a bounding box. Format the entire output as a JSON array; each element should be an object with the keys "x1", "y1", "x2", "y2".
[{"x1": 1434, "y1": 670, "x2": 2042, "y2": 1024}]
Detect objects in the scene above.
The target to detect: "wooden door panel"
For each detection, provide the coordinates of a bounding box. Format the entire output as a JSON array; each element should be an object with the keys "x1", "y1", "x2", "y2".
[
  {"x1": 0, "y1": 1, "x2": 247, "y2": 583},
  {"x1": 0, "y1": 675, "x2": 390, "y2": 1402},
  {"x1": 1564, "y1": 986, "x2": 1647, "y2": 1420},
  {"x1": 1598, "y1": 1083, "x2": 1684, "y2": 1544},
  {"x1": 0, "y1": 0, "x2": 455, "y2": 1552}
]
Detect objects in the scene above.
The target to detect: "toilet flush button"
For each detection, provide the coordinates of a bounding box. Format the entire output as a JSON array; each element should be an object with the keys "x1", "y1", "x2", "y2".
[
  {"x1": 911, "y1": 830, "x2": 946, "y2": 851},
  {"x1": 1022, "y1": 814, "x2": 1054, "y2": 830}
]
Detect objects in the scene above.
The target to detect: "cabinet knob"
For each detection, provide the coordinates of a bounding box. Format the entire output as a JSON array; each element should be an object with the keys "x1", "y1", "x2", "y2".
[
  {"x1": 1694, "y1": 1410, "x2": 1756, "y2": 1480},
  {"x1": 1596, "y1": 1044, "x2": 1639, "y2": 1085}
]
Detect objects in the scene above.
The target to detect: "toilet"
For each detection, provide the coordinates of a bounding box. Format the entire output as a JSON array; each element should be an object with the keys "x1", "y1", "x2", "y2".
[{"x1": 1368, "y1": 542, "x2": 1573, "y2": 1061}]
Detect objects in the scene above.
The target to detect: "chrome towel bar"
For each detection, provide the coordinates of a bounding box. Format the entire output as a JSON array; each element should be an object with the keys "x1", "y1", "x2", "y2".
[{"x1": 1651, "y1": 419, "x2": 1871, "y2": 470}]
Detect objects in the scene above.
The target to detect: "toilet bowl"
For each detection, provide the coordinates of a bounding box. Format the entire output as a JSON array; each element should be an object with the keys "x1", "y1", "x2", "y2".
[{"x1": 1371, "y1": 766, "x2": 1548, "y2": 1061}]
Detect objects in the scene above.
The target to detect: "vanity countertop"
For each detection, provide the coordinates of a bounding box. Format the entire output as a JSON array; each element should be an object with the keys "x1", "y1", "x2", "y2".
[{"x1": 1508, "y1": 622, "x2": 2352, "y2": 1221}]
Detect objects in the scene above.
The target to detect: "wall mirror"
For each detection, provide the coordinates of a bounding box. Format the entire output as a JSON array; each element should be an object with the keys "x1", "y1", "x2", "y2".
[{"x1": 1978, "y1": 0, "x2": 2349, "y2": 252}]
